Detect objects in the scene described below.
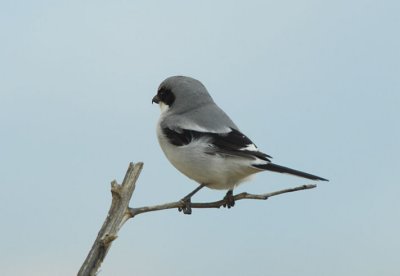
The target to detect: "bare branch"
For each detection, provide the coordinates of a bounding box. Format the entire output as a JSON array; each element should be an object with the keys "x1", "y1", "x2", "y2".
[
  {"x1": 78, "y1": 162, "x2": 143, "y2": 276},
  {"x1": 78, "y1": 162, "x2": 317, "y2": 275},
  {"x1": 128, "y1": 184, "x2": 316, "y2": 217}
]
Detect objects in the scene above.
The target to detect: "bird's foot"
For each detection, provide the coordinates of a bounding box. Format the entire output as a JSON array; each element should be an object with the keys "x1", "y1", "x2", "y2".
[
  {"x1": 178, "y1": 184, "x2": 205, "y2": 215},
  {"x1": 222, "y1": 190, "x2": 235, "y2": 208},
  {"x1": 178, "y1": 196, "x2": 192, "y2": 215}
]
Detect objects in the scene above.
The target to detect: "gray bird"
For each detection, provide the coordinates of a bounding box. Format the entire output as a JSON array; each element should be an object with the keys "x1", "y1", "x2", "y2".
[{"x1": 152, "y1": 76, "x2": 328, "y2": 214}]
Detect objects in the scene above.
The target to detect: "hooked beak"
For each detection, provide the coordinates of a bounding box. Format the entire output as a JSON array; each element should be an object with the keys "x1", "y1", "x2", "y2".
[{"x1": 152, "y1": 95, "x2": 160, "y2": 104}]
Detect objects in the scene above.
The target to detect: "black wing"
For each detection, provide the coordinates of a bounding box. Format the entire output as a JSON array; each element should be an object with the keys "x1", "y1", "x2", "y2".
[{"x1": 162, "y1": 127, "x2": 272, "y2": 161}]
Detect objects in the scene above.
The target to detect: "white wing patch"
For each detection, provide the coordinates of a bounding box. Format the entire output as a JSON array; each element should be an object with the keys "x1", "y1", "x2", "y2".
[
  {"x1": 179, "y1": 122, "x2": 231, "y2": 134},
  {"x1": 240, "y1": 143, "x2": 258, "y2": 152}
]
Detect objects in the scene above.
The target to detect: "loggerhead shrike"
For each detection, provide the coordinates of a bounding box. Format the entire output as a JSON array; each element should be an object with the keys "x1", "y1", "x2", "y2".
[{"x1": 152, "y1": 76, "x2": 328, "y2": 214}]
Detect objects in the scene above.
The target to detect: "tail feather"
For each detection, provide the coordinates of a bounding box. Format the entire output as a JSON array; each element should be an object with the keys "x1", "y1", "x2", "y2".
[{"x1": 253, "y1": 163, "x2": 328, "y2": 181}]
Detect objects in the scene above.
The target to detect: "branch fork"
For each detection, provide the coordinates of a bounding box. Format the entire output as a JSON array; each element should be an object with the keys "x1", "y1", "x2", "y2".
[{"x1": 78, "y1": 162, "x2": 317, "y2": 276}]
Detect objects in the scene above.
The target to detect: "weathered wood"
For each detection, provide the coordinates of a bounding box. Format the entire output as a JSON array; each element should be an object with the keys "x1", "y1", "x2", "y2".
[
  {"x1": 78, "y1": 162, "x2": 143, "y2": 276},
  {"x1": 128, "y1": 184, "x2": 316, "y2": 217},
  {"x1": 78, "y1": 161, "x2": 317, "y2": 275}
]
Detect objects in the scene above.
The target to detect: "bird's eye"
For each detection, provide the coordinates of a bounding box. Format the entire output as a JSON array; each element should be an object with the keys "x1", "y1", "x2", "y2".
[{"x1": 157, "y1": 87, "x2": 175, "y2": 106}]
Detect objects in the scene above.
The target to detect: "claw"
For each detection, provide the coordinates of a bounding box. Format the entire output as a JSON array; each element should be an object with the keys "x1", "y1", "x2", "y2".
[
  {"x1": 178, "y1": 184, "x2": 205, "y2": 215},
  {"x1": 223, "y1": 190, "x2": 235, "y2": 208},
  {"x1": 179, "y1": 198, "x2": 192, "y2": 215}
]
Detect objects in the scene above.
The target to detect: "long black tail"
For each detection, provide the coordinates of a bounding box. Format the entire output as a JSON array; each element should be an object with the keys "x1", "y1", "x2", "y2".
[{"x1": 253, "y1": 163, "x2": 328, "y2": 181}]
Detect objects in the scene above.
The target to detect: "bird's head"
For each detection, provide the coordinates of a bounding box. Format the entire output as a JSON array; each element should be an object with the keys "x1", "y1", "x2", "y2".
[{"x1": 152, "y1": 76, "x2": 214, "y2": 114}]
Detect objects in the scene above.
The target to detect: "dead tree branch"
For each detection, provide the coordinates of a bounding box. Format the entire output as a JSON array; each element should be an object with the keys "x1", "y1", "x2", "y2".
[
  {"x1": 128, "y1": 184, "x2": 316, "y2": 217},
  {"x1": 78, "y1": 162, "x2": 143, "y2": 276},
  {"x1": 78, "y1": 162, "x2": 316, "y2": 276}
]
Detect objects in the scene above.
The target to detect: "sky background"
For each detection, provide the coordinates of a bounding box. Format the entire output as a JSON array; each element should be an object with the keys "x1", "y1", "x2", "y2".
[{"x1": 1, "y1": 0, "x2": 399, "y2": 275}]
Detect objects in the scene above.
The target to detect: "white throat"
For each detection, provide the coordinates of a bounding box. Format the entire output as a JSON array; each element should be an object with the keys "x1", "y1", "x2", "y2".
[{"x1": 159, "y1": 102, "x2": 170, "y2": 114}]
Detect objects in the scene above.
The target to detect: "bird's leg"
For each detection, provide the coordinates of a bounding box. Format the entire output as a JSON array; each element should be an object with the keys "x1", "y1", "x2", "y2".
[
  {"x1": 179, "y1": 184, "x2": 205, "y2": 215},
  {"x1": 223, "y1": 189, "x2": 235, "y2": 208}
]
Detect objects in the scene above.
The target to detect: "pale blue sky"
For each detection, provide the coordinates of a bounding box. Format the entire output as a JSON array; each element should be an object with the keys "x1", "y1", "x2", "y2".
[{"x1": 1, "y1": 1, "x2": 399, "y2": 275}]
